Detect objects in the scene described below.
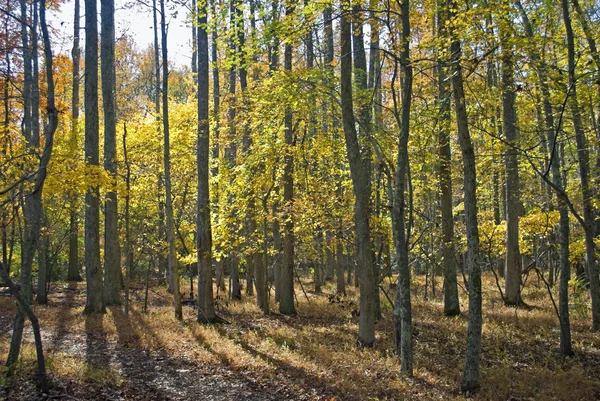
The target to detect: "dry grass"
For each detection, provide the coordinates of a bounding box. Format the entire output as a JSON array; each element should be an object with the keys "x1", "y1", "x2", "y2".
[{"x1": 1, "y1": 274, "x2": 600, "y2": 400}]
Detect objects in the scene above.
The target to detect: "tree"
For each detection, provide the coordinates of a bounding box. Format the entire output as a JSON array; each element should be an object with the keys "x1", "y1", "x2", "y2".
[
  {"x1": 435, "y1": 0, "x2": 459, "y2": 316},
  {"x1": 391, "y1": 0, "x2": 413, "y2": 374},
  {"x1": 83, "y1": 0, "x2": 105, "y2": 315},
  {"x1": 340, "y1": 1, "x2": 375, "y2": 346},
  {"x1": 500, "y1": 8, "x2": 521, "y2": 306},
  {"x1": 197, "y1": 0, "x2": 217, "y2": 323},
  {"x1": 279, "y1": 1, "x2": 296, "y2": 316},
  {"x1": 447, "y1": 0, "x2": 483, "y2": 392},
  {"x1": 161, "y1": 0, "x2": 183, "y2": 320},
  {"x1": 102, "y1": 0, "x2": 121, "y2": 306},
  {"x1": 67, "y1": 0, "x2": 82, "y2": 282}
]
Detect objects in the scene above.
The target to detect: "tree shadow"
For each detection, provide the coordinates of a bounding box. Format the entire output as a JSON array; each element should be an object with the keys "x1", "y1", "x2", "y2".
[{"x1": 51, "y1": 282, "x2": 78, "y2": 352}]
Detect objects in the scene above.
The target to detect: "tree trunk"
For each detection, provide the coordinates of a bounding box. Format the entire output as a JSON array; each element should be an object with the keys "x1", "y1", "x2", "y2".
[
  {"x1": 436, "y1": 1, "x2": 460, "y2": 316},
  {"x1": 561, "y1": 0, "x2": 600, "y2": 331},
  {"x1": 161, "y1": 0, "x2": 182, "y2": 320},
  {"x1": 197, "y1": 1, "x2": 217, "y2": 323},
  {"x1": 448, "y1": 0, "x2": 483, "y2": 392},
  {"x1": 102, "y1": 0, "x2": 121, "y2": 306},
  {"x1": 515, "y1": 0, "x2": 572, "y2": 354},
  {"x1": 67, "y1": 0, "x2": 82, "y2": 282},
  {"x1": 391, "y1": 0, "x2": 413, "y2": 375},
  {"x1": 279, "y1": 3, "x2": 296, "y2": 316},
  {"x1": 83, "y1": 0, "x2": 105, "y2": 315},
  {"x1": 123, "y1": 124, "x2": 131, "y2": 316},
  {"x1": 501, "y1": 22, "x2": 521, "y2": 306},
  {"x1": 340, "y1": 6, "x2": 375, "y2": 346}
]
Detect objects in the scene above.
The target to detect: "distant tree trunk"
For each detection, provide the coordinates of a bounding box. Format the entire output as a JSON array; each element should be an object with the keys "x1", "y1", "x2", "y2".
[
  {"x1": 197, "y1": 1, "x2": 217, "y2": 323},
  {"x1": 67, "y1": 0, "x2": 82, "y2": 282},
  {"x1": 153, "y1": 0, "x2": 167, "y2": 284},
  {"x1": 340, "y1": 6, "x2": 375, "y2": 346},
  {"x1": 336, "y1": 236, "x2": 345, "y2": 294},
  {"x1": 83, "y1": 0, "x2": 105, "y2": 315},
  {"x1": 436, "y1": 1, "x2": 459, "y2": 316},
  {"x1": 279, "y1": 3, "x2": 296, "y2": 316},
  {"x1": 226, "y1": 0, "x2": 241, "y2": 301},
  {"x1": 391, "y1": 0, "x2": 413, "y2": 375},
  {"x1": 102, "y1": 0, "x2": 121, "y2": 306},
  {"x1": 448, "y1": 0, "x2": 483, "y2": 392},
  {"x1": 123, "y1": 124, "x2": 132, "y2": 316},
  {"x1": 561, "y1": 0, "x2": 600, "y2": 331},
  {"x1": 211, "y1": 0, "x2": 224, "y2": 292},
  {"x1": 501, "y1": 22, "x2": 521, "y2": 306},
  {"x1": 515, "y1": 0, "x2": 571, "y2": 354},
  {"x1": 161, "y1": 0, "x2": 182, "y2": 320}
]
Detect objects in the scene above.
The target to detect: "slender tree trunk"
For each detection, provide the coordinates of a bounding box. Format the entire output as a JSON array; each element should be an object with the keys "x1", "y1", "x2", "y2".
[
  {"x1": 501, "y1": 20, "x2": 521, "y2": 306},
  {"x1": 153, "y1": 0, "x2": 167, "y2": 284},
  {"x1": 515, "y1": 0, "x2": 572, "y2": 354},
  {"x1": 447, "y1": 0, "x2": 483, "y2": 392},
  {"x1": 161, "y1": 0, "x2": 182, "y2": 320},
  {"x1": 391, "y1": 0, "x2": 413, "y2": 374},
  {"x1": 196, "y1": 1, "x2": 217, "y2": 322},
  {"x1": 102, "y1": 0, "x2": 121, "y2": 306},
  {"x1": 279, "y1": 3, "x2": 296, "y2": 315},
  {"x1": 36, "y1": 212, "x2": 48, "y2": 304},
  {"x1": 561, "y1": 0, "x2": 600, "y2": 331},
  {"x1": 123, "y1": 124, "x2": 131, "y2": 316},
  {"x1": 436, "y1": 1, "x2": 459, "y2": 316},
  {"x1": 67, "y1": 0, "x2": 81, "y2": 281},
  {"x1": 340, "y1": 5, "x2": 375, "y2": 346},
  {"x1": 83, "y1": 0, "x2": 105, "y2": 315}
]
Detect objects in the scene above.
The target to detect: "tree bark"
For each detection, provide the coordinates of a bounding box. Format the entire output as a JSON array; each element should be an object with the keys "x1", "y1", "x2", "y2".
[
  {"x1": 447, "y1": 0, "x2": 483, "y2": 392},
  {"x1": 197, "y1": 0, "x2": 217, "y2": 323},
  {"x1": 340, "y1": 5, "x2": 375, "y2": 346},
  {"x1": 561, "y1": 0, "x2": 600, "y2": 331},
  {"x1": 500, "y1": 20, "x2": 521, "y2": 306},
  {"x1": 101, "y1": 0, "x2": 121, "y2": 306},
  {"x1": 67, "y1": 0, "x2": 82, "y2": 282},
  {"x1": 279, "y1": 3, "x2": 296, "y2": 315},
  {"x1": 160, "y1": 0, "x2": 182, "y2": 320},
  {"x1": 83, "y1": 0, "x2": 105, "y2": 315},
  {"x1": 436, "y1": 0, "x2": 460, "y2": 317}
]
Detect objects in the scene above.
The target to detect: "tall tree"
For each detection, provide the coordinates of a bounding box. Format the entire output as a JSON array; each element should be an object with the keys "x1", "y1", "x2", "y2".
[
  {"x1": 67, "y1": 0, "x2": 82, "y2": 282},
  {"x1": 197, "y1": 0, "x2": 217, "y2": 323},
  {"x1": 561, "y1": 0, "x2": 600, "y2": 331},
  {"x1": 447, "y1": 0, "x2": 483, "y2": 392},
  {"x1": 83, "y1": 0, "x2": 105, "y2": 315},
  {"x1": 391, "y1": 0, "x2": 413, "y2": 374},
  {"x1": 436, "y1": 0, "x2": 459, "y2": 316},
  {"x1": 279, "y1": 1, "x2": 296, "y2": 316},
  {"x1": 161, "y1": 0, "x2": 183, "y2": 320},
  {"x1": 515, "y1": 0, "x2": 572, "y2": 355},
  {"x1": 500, "y1": 10, "x2": 521, "y2": 306},
  {"x1": 102, "y1": 0, "x2": 121, "y2": 306},
  {"x1": 340, "y1": 1, "x2": 375, "y2": 346}
]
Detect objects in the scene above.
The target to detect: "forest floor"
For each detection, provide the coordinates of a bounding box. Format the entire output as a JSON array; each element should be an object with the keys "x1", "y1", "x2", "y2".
[{"x1": 1, "y1": 274, "x2": 600, "y2": 400}]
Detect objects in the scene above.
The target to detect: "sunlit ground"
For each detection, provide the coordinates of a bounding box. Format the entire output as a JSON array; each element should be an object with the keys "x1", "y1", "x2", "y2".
[{"x1": 2, "y1": 274, "x2": 600, "y2": 400}]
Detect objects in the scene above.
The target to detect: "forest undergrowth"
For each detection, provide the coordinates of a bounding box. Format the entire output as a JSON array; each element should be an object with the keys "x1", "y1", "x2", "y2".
[{"x1": 2, "y1": 274, "x2": 600, "y2": 400}]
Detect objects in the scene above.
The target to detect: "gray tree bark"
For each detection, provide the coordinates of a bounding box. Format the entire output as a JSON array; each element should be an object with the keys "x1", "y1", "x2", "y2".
[
  {"x1": 561, "y1": 0, "x2": 600, "y2": 331},
  {"x1": 447, "y1": 0, "x2": 483, "y2": 392},
  {"x1": 501, "y1": 23, "x2": 521, "y2": 306},
  {"x1": 436, "y1": 0, "x2": 459, "y2": 317},
  {"x1": 340, "y1": 5, "x2": 375, "y2": 346},
  {"x1": 83, "y1": 0, "x2": 105, "y2": 315},
  {"x1": 391, "y1": 0, "x2": 413, "y2": 375},
  {"x1": 515, "y1": 0, "x2": 572, "y2": 355},
  {"x1": 101, "y1": 0, "x2": 121, "y2": 306},
  {"x1": 161, "y1": 0, "x2": 182, "y2": 320},
  {"x1": 197, "y1": 0, "x2": 217, "y2": 323},
  {"x1": 67, "y1": 0, "x2": 82, "y2": 282},
  {"x1": 279, "y1": 3, "x2": 296, "y2": 316}
]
